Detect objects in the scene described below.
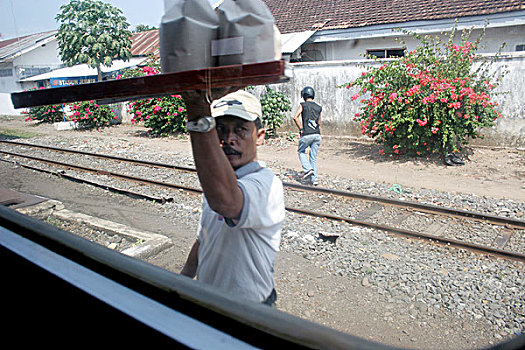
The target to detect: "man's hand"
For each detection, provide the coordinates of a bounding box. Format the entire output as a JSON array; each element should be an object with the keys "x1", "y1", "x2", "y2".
[
  {"x1": 181, "y1": 90, "x2": 212, "y2": 121},
  {"x1": 182, "y1": 88, "x2": 238, "y2": 120}
]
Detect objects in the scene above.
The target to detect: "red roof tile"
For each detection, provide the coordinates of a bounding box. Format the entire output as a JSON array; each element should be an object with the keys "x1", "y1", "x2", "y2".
[
  {"x1": 126, "y1": 0, "x2": 524, "y2": 58},
  {"x1": 130, "y1": 30, "x2": 160, "y2": 58},
  {"x1": 0, "y1": 35, "x2": 32, "y2": 49},
  {"x1": 262, "y1": 0, "x2": 525, "y2": 33}
]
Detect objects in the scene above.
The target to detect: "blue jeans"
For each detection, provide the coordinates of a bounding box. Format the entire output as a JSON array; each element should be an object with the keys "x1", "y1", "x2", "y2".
[{"x1": 298, "y1": 133, "x2": 321, "y2": 182}]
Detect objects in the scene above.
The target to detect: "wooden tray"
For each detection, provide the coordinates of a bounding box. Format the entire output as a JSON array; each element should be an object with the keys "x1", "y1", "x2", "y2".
[{"x1": 11, "y1": 60, "x2": 290, "y2": 108}]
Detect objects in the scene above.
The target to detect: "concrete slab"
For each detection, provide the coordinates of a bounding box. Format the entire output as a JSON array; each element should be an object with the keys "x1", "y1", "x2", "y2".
[
  {"x1": 54, "y1": 121, "x2": 78, "y2": 131},
  {"x1": 15, "y1": 198, "x2": 172, "y2": 259},
  {"x1": 0, "y1": 186, "x2": 47, "y2": 208}
]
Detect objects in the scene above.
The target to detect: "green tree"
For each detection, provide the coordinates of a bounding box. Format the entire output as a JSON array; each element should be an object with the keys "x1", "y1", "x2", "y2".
[
  {"x1": 55, "y1": 0, "x2": 132, "y2": 82},
  {"x1": 260, "y1": 86, "x2": 291, "y2": 138},
  {"x1": 134, "y1": 24, "x2": 157, "y2": 32}
]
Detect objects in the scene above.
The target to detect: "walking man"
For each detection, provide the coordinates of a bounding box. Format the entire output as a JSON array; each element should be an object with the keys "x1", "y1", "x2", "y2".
[
  {"x1": 293, "y1": 86, "x2": 322, "y2": 185},
  {"x1": 180, "y1": 89, "x2": 285, "y2": 306}
]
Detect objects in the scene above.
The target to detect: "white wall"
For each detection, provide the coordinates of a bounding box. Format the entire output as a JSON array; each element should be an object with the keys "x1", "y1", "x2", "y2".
[
  {"x1": 0, "y1": 63, "x2": 18, "y2": 93},
  {"x1": 0, "y1": 92, "x2": 26, "y2": 115},
  {"x1": 264, "y1": 53, "x2": 525, "y2": 147}
]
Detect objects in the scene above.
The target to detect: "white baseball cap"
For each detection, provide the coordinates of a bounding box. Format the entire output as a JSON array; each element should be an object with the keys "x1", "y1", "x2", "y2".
[{"x1": 211, "y1": 90, "x2": 262, "y2": 121}]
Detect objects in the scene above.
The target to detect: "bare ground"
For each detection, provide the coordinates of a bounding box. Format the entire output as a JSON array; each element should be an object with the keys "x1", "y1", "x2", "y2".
[{"x1": 1, "y1": 115, "x2": 524, "y2": 349}]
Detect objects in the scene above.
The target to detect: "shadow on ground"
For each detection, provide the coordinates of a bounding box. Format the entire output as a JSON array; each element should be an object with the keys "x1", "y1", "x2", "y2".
[{"x1": 324, "y1": 139, "x2": 475, "y2": 168}]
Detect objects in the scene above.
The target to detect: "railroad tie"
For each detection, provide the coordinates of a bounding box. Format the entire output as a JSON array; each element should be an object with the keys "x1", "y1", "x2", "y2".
[
  {"x1": 355, "y1": 203, "x2": 384, "y2": 221},
  {"x1": 493, "y1": 229, "x2": 514, "y2": 249}
]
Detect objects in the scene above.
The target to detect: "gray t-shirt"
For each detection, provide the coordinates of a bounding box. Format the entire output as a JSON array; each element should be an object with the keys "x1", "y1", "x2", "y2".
[{"x1": 196, "y1": 161, "x2": 285, "y2": 303}]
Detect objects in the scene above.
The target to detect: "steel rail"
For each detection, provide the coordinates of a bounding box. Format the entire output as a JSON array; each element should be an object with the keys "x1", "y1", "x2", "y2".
[
  {"x1": 283, "y1": 183, "x2": 525, "y2": 230},
  {"x1": 0, "y1": 150, "x2": 201, "y2": 195},
  {"x1": 286, "y1": 207, "x2": 525, "y2": 262},
  {"x1": 0, "y1": 159, "x2": 170, "y2": 204},
  {"x1": 2, "y1": 139, "x2": 524, "y2": 230},
  {"x1": 2, "y1": 150, "x2": 524, "y2": 262},
  {"x1": 0, "y1": 140, "x2": 195, "y2": 172}
]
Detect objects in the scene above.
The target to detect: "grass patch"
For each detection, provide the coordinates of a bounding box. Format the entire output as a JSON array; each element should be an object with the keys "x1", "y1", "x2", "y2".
[{"x1": 0, "y1": 127, "x2": 40, "y2": 139}]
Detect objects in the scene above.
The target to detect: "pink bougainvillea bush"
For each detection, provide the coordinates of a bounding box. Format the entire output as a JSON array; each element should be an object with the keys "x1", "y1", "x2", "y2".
[
  {"x1": 24, "y1": 103, "x2": 65, "y2": 123},
  {"x1": 23, "y1": 88, "x2": 65, "y2": 123},
  {"x1": 24, "y1": 88, "x2": 115, "y2": 129},
  {"x1": 69, "y1": 100, "x2": 116, "y2": 129},
  {"x1": 128, "y1": 95, "x2": 187, "y2": 136},
  {"x1": 121, "y1": 62, "x2": 187, "y2": 136},
  {"x1": 340, "y1": 25, "x2": 506, "y2": 156}
]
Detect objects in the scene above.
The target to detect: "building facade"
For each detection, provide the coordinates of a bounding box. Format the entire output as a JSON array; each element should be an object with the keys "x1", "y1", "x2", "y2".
[
  {"x1": 0, "y1": 31, "x2": 62, "y2": 93},
  {"x1": 262, "y1": 0, "x2": 525, "y2": 61}
]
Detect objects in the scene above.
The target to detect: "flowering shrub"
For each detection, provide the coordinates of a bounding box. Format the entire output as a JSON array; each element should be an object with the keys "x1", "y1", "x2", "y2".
[
  {"x1": 25, "y1": 103, "x2": 65, "y2": 123},
  {"x1": 24, "y1": 88, "x2": 65, "y2": 123},
  {"x1": 69, "y1": 100, "x2": 116, "y2": 129},
  {"x1": 122, "y1": 62, "x2": 188, "y2": 136},
  {"x1": 128, "y1": 95, "x2": 187, "y2": 136},
  {"x1": 340, "y1": 25, "x2": 505, "y2": 156},
  {"x1": 118, "y1": 64, "x2": 160, "y2": 79}
]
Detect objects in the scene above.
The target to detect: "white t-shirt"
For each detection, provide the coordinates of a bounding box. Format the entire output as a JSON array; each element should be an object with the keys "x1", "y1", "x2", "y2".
[{"x1": 196, "y1": 161, "x2": 285, "y2": 303}]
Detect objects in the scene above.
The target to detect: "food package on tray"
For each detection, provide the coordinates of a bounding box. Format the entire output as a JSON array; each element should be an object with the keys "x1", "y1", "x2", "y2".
[
  {"x1": 160, "y1": 0, "x2": 282, "y2": 73},
  {"x1": 160, "y1": 0, "x2": 219, "y2": 73},
  {"x1": 215, "y1": 0, "x2": 281, "y2": 66}
]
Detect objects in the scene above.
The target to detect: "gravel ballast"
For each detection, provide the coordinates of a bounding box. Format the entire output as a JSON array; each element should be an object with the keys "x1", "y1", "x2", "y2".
[{"x1": 1, "y1": 130, "x2": 523, "y2": 350}]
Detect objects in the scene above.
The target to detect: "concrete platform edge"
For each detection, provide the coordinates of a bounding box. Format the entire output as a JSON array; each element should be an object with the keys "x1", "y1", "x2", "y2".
[{"x1": 16, "y1": 199, "x2": 173, "y2": 259}]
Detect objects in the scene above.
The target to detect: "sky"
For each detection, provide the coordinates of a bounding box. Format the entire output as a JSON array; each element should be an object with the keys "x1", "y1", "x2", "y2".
[{"x1": 0, "y1": 0, "x2": 166, "y2": 40}]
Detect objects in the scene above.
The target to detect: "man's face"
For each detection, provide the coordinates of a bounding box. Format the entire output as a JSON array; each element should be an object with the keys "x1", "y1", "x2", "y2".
[{"x1": 215, "y1": 116, "x2": 265, "y2": 169}]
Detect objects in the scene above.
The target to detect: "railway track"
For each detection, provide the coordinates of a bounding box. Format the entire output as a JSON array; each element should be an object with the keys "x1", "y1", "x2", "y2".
[{"x1": 1, "y1": 139, "x2": 524, "y2": 262}]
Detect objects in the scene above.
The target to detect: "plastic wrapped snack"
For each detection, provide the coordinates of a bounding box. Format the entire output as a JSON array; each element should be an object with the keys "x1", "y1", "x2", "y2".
[
  {"x1": 160, "y1": 0, "x2": 219, "y2": 73},
  {"x1": 215, "y1": 0, "x2": 282, "y2": 66}
]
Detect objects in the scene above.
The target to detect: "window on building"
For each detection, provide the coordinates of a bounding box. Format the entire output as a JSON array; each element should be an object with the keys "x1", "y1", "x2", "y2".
[
  {"x1": 299, "y1": 43, "x2": 325, "y2": 62},
  {"x1": 16, "y1": 66, "x2": 52, "y2": 79},
  {"x1": 0, "y1": 68, "x2": 13, "y2": 77},
  {"x1": 516, "y1": 44, "x2": 525, "y2": 51},
  {"x1": 367, "y1": 48, "x2": 405, "y2": 58},
  {"x1": 301, "y1": 49, "x2": 324, "y2": 62}
]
